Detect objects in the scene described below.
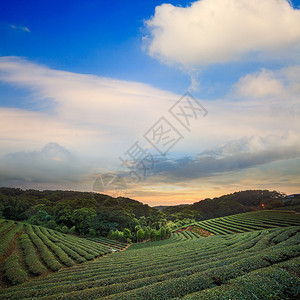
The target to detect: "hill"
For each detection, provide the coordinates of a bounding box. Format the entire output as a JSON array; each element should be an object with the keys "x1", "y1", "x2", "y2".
[
  {"x1": 0, "y1": 219, "x2": 127, "y2": 287},
  {"x1": 162, "y1": 190, "x2": 285, "y2": 220},
  {"x1": 0, "y1": 222, "x2": 299, "y2": 299},
  {"x1": 153, "y1": 204, "x2": 189, "y2": 212},
  {"x1": 0, "y1": 187, "x2": 165, "y2": 238},
  {"x1": 173, "y1": 210, "x2": 300, "y2": 238},
  {"x1": 0, "y1": 188, "x2": 297, "y2": 244}
]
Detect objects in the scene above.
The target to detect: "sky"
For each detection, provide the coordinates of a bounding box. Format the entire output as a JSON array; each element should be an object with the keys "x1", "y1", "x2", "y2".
[{"x1": 0, "y1": 0, "x2": 300, "y2": 206}]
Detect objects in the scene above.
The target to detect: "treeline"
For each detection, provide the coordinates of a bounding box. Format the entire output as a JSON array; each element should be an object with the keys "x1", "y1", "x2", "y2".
[
  {"x1": 0, "y1": 188, "x2": 168, "y2": 239},
  {"x1": 0, "y1": 188, "x2": 288, "y2": 242},
  {"x1": 108, "y1": 226, "x2": 170, "y2": 243},
  {"x1": 162, "y1": 190, "x2": 286, "y2": 220}
]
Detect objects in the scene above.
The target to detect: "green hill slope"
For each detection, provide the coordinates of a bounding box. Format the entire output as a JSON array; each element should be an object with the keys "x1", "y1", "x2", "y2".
[
  {"x1": 177, "y1": 210, "x2": 300, "y2": 237},
  {"x1": 162, "y1": 190, "x2": 286, "y2": 220},
  {"x1": 1, "y1": 225, "x2": 299, "y2": 299},
  {"x1": 0, "y1": 187, "x2": 165, "y2": 239},
  {"x1": 0, "y1": 219, "x2": 127, "y2": 286}
]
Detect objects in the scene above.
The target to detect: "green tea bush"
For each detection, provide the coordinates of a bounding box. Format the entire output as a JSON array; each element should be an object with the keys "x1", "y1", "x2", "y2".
[
  {"x1": 0, "y1": 220, "x2": 14, "y2": 234},
  {"x1": 33, "y1": 226, "x2": 74, "y2": 267},
  {"x1": 3, "y1": 255, "x2": 28, "y2": 285},
  {"x1": 25, "y1": 225, "x2": 61, "y2": 271},
  {"x1": 181, "y1": 266, "x2": 300, "y2": 299},
  {"x1": 1, "y1": 223, "x2": 299, "y2": 300},
  {"x1": 0, "y1": 223, "x2": 23, "y2": 255},
  {"x1": 19, "y1": 234, "x2": 47, "y2": 275},
  {"x1": 57, "y1": 243, "x2": 86, "y2": 263}
]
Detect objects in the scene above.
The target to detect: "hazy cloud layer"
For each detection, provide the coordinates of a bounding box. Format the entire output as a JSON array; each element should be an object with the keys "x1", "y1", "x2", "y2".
[
  {"x1": 145, "y1": 0, "x2": 300, "y2": 67},
  {"x1": 0, "y1": 143, "x2": 87, "y2": 185},
  {"x1": 0, "y1": 57, "x2": 299, "y2": 202},
  {"x1": 151, "y1": 134, "x2": 300, "y2": 182},
  {"x1": 0, "y1": 56, "x2": 177, "y2": 160}
]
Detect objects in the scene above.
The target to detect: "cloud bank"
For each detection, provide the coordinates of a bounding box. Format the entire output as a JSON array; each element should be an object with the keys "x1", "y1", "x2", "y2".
[
  {"x1": 145, "y1": 0, "x2": 300, "y2": 67},
  {"x1": 0, "y1": 56, "x2": 177, "y2": 160},
  {"x1": 151, "y1": 134, "x2": 300, "y2": 182},
  {"x1": 0, "y1": 143, "x2": 85, "y2": 184},
  {"x1": 0, "y1": 57, "x2": 299, "y2": 202}
]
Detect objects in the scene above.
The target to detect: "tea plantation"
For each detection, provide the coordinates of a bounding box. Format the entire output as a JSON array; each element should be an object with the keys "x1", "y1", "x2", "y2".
[
  {"x1": 0, "y1": 219, "x2": 127, "y2": 286},
  {"x1": 174, "y1": 210, "x2": 300, "y2": 240},
  {"x1": 0, "y1": 211, "x2": 300, "y2": 299}
]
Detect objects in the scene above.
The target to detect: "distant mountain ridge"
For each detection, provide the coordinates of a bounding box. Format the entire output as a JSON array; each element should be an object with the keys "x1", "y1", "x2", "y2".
[
  {"x1": 0, "y1": 188, "x2": 290, "y2": 232},
  {"x1": 153, "y1": 204, "x2": 189, "y2": 212},
  {"x1": 161, "y1": 190, "x2": 285, "y2": 220}
]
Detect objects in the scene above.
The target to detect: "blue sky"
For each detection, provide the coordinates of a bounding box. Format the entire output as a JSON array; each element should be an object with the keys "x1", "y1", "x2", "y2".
[
  {"x1": 0, "y1": 0, "x2": 300, "y2": 205},
  {"x1": 0, "y1": 0, "x2": 192, "y2": 96}
]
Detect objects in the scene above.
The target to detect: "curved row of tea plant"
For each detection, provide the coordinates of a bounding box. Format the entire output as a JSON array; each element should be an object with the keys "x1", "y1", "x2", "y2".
[
  {"x1": 1, "y1": 226, "x2": 299, "y2": 299},
  {"x1": 188, "y1": 210, "x2": 300, "y2": 236},
  {"x1": 170, "y1": 230, "x2": 202, "y2": 241},
  {"x1": 0, "y1": 222, "x2": 23, "y2": 255},
  {"x1": 0, "y1": 219, "x2": 128, "y2": 286}
]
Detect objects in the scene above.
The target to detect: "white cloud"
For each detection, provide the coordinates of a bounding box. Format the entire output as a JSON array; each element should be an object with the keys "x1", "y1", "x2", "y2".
[
  {"x1": 0, "y1": 57, "x2": 299, "y2": 197},
  {"x1": 0, "y1": 58, "x2": 299, "y2": 158},
  {"x1": 0, "y1": 56, "x2": 178, "y2": 167},
  {"x1": 11, "y1": 25, "x2": 30, "y2": 32},
  {"x1": 233, "y1": 65, "x2": 300, "y2": 101},
  {"x1": 145, "y1": 0, "x2": 300, "y2": 67},
  {"x1": 234, "y1": 69, "x2": 285, "y2": 98}
]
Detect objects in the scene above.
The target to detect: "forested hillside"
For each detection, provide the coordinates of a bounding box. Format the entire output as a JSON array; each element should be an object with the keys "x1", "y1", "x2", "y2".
[
  {"x1": 0, "y1": 188, "x2": 296, "y2": 243},
  {"x1": 0, "y1": 188, "x2": 165, "y2": 241},
  {"x1": 162, "y1": 190, "x2": 286, "y2": 220}
]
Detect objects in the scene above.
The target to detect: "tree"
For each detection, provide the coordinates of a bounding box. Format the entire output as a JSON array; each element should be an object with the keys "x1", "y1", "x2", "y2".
[
  {"x1": 136, "y1": 228, "x2": 144, "y2": 242},
  {"x1": 88, "y1": 212, "x2": 119, "y2": 237},
  {"x1": 134, "y1": 225, "x2": 141, "y2": 232},
  {"x1": 71, "y1": 208, "x2": 96, "y2": 234},
  {"x1": 150, "y1": 229, "x2": 156, "y2": 241},
  {"x1": 68, "y1": 226, "x2": 76, "y2": 234},
  {"x1": 139, "y1": 216, "x2": 147, "y2": 226},
  {"x1": 160, "y1": 226, "x2": 166, "y2": 240},
  {"x1": 166, "y1": 227, "x2": 171, "y2": 236},
  {"x1": 108, "y1": 229, "x2": 124, "y2": 242},
  {"x1": 57, "y1": 207, "x2": 73, "y2": 228},
  {"x1": 47, "y1": 220, "x2": 57, "y2": 230},
  {"x1": 88, "y1": 228, "x2": 97, "y2": 237},
  {"x1": 117, "y1": 230, "x2": 124, "y2": 242},
  {"x1": 61, "y1": 225, "x2": 69, "y2": 234},
  {"x1": 155, "y1": 230, "x2": 161, "y2": 241},
  {"x1": 123, "y1": 228, "x2": 132, "y2": 242},
  {"x1": 144, "y1": 228, "x2": 150, "y2": 240}
]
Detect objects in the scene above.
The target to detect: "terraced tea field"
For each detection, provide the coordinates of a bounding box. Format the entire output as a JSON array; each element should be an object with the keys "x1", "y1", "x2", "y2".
[
  {"x1": 178, "y1": 211, "x2": 300, "y2": 238},
  {"x1": 0, "y1": 225, "x2": 299, "y2": 299},
  {"x1": 1, "y1": 211, "x2": 300, "y2": 299},
  {"x1": 0, "y1": 219, "x2": 127, "y2": 286}
]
